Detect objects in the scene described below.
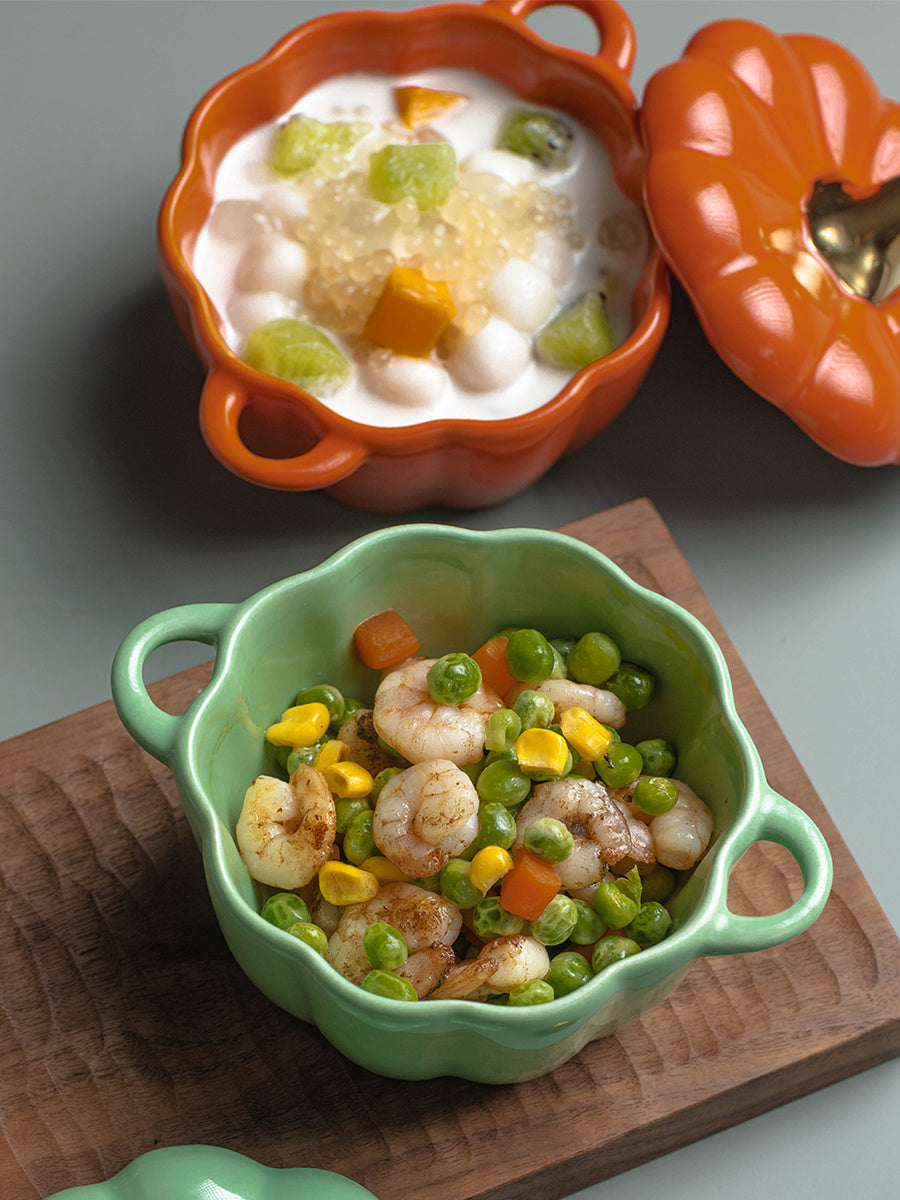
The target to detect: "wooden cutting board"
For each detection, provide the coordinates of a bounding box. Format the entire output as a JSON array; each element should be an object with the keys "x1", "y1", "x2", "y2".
[{"x1": 2, "y1": 498, "x2": 899, "y2": 1200}]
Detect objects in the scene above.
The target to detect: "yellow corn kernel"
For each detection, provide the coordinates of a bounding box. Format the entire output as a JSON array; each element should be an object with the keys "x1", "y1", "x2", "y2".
[
  {"x1": 559, "y1": 706, "x2": 614, "y2": 761},
  {"x1": 468, "y1": 845, "x2": 514, "y2": 894},
  {"x1": 323, "y1": 761, "x2": 374, "y2": 799},
  {"x1": 360, "y1": 856, "x2": 409, "y2": 884},
  {"x1": 266, "y1": 702, "x2": 330, "y2": 748},
  {"x1": 362, "y1": 266, "x2": 455, "y2": 357},
  {"x1": 318, "y1": 860, "x2": 380, "y2": 906},
  {"x1": 515, "y1": 727, "x2": 570, "y2": 779},
  {"x1": 315, "y1": 738, "x2": 348, "y2": 772}
]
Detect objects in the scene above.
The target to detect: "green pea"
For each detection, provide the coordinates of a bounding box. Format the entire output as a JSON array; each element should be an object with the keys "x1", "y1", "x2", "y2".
[
  {"x1": 360, "y1": 969, "x2": 418, "y2": 1001},
  {"x1": 625, "y1": 901, "x2": 672, "y2": 947},
  {"x1": 530, "y1": 894, "x2": 578, "y2": 946},
  {"x1": 343, "y1": 808, "x2": 377, "y2": 866},
  {"x1": 484, "y1": 992, "x2": 509, "y2": 1005},
  {"x1": 550, "y1": 636, "x2": 576, "y2": 659},
  {"x1": 413, "y1": 873, "x2": 442, "y2": 893},
  {"x1": 459, "y1": 759, "x2": 484, "y2": 785},
  {"x1": 507, "y1": 979, "x2": 554, "y2": 1006},
  {"x1": 632, "y1": 776, "x2": 678, "y2": 816},
  {"x1": 548, "y1": 644, "x2": 569, "y2": 679},
  {"x1": 335, "y1": 795, "x2": 371, "y2": 838},
  {"x1": 370, "y1": 767, "x2": 402, "y2": 804},
  {"x1": 545, "y1": 950, "x2": 593, "y2": 997},
  {"x1": 635, "y1": 738, "x2": 676, "y2": 777},
  {"x1": 606, "y1": 663, "x2": 656, "y2": 710},
  {"x1": 342, "y1": 696, "x2": 364, "y2": 722},
  {"x1": 566, "y1": 632, "x2": 620, "y2": 686},
  {"x1": 472, "y1": 896, "x2": 525, "y2": 939},
  {"x1": 641, "y1": 863, "x2": 676, "y2": 904},
  {"x1": 569, "y1": 897, "x2": 606, "y2": 944},
  {"x1": 476, "y1": 757, "x2": 532, "y2": 808},
  {"x1": 427, "y1": 652, "x2": 482, "y2": 705},
  {"x1": 285, "y1": 738, "x2": 330, "y2": 773},
  {"x1": 505, "y1": 628, "x2": 555, "y2": 684},
  {"x1": 261, "y1": 892, "x2": 311, "y2": 930},
  {"x1": 594, "y1": 742, "x2": 643, "y2": 788},
  {"x1": 294, "y1": 683, "x2": 345, "y2": 729},
  {"x1": 592, "y1": 879, "x2": 640, "y2": 929},
  {"x1": 473, "y1": 802, "x2": 517, "y2": 853},
  {"x1": 523, "y1": 817, "x2": 574, "y2": 864},
  {"x1": 485, "y1": 708, "x2": 522, "y2": 754},
  {"x1": 287, "y1": 921, "x2": 328, "y2": 954},
  {"x1": 602, "y1": 725, "x2": 622, "y2": 744},
  {"x1": 440, "y1": 858, "x2": 482, "y2": 910},
  {"x1": 591, "y1": 935, "x2": 641, "y2": 973},
  {"x1": 273, "y1": 743, "x2": 293, "y2": 770},
  {"x1": 363, "y1": 922, "x2": 408, "y2": 971},
  {"x1": 513, "y1": 689, "x2": 555, "y2": 731}
]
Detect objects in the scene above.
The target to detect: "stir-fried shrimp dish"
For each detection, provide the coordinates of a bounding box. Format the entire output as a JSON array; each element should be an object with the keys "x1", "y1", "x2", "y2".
[{"x1": 236, "y1": 611, "x2": 715, "y2": 1005}]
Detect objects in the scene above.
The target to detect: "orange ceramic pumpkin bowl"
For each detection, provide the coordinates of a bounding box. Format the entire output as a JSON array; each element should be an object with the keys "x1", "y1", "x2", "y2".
[{"x1": 158, "y1": 0, "x2": 669, "y2": 512}]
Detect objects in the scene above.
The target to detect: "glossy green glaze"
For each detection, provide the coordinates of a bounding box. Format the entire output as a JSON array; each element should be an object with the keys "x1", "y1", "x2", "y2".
[
  {"x1": 111, "y1": 526, "x2": 832, "y2": 1083},
  {"x1": 46, "y1": 1144, "x2": 376, "y2": 1199}
]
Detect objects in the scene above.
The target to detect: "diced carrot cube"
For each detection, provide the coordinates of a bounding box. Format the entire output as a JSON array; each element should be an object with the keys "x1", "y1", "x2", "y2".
[
  {"x1": 471, "y1": 635, "x2": 517, "y2": 701},
  {"x1": 363, "y1": 266, "x2": 455, "y2": 358},
  {"x1": 393, "y1": 85, "x2": 468, "y2": 128},
  {"x1": 353, "y1": 609, "x2": 420, "y2": 670},
  {"x1": 500, "y1": 849, "x2": 561, "y2": 921}
]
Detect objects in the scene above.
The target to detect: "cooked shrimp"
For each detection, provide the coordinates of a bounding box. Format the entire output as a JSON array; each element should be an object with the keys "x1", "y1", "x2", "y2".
[
  {"x1": 336, "y1": 707, "x2": 403, "y2": 773},
  {"x1": 512, "y1": 776, "x2": 637, "y2": 891},
  {"x1": 510, "y1": 678, "x2": 626, "y2": 729},
  {"x1": 236, "y1": 765, "x2": 335, "y2": 889},
  {"x1": 325, "y1": 881, "x2": 462, "y2": 987},
  {"x1": 428, "y1": 935, "x2": 550, "y2": 1001},
  {"x1": 372, "y1": 656, "x2": 503, "y2": 765},
  {"x1": 396, "y1": 944, "x2": 457, "y2": 999},
  {"x1": 373, "y1": 759, "x2": 480, "y2": 878},
  {"x1": 647, "y1": 779, "x2": 714, "y2": 870}
]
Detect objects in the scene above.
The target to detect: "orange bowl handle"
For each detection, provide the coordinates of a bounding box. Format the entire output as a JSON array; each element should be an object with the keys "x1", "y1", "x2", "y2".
[
  {"x1": 199, "y1": 367, "x2": 368, "y2": 491},
  {"x1": 484, "y1": 0, "x2": 636, "y2": 78}
]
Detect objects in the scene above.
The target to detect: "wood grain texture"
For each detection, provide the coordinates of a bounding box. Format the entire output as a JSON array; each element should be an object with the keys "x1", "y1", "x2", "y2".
[{"x1": 1, "y1": 498, "x2": 898, "y2": 1200}]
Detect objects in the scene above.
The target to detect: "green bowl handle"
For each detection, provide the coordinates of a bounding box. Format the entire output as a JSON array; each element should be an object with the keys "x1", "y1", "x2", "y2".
[
  {"x1": 701, "y1": 789, "x2": 833, "y2": 957},
  {"x1": 111, "y1": 603, "x2": 234, "y2": 765}
]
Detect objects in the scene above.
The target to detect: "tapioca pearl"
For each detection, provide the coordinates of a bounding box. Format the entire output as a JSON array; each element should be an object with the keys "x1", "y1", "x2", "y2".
[
  {"x1": 360, "y1": 352, "x2": 450, "y2": 408},
  {"x1": 530, "y1": 230, "x2": 577, "y2": 288},
  {"x1": 463, "y1": 149, "x2": 540, "y2": 188},
  {"x1": 261, "y1": 184, "x2": 310, "y2": 235},
  {"x1": 228, "y1": 291, "x2": 296, "y2": 341},
  {"x1": 486, "y1": 258, "x2": 556, "y2": 332},
  {"x1": 234, "y1": 233, "x2": 309, "y2": 296},
  {"x1": 207, "y1": 198, "x2": 270, "y2": 242},
  {"x1": 445, "y1": 317, "x2": 531, "y2": 391}
]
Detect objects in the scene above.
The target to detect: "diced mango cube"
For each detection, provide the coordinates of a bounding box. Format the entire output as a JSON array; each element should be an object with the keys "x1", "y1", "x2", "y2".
[
  {"x1": 393, "y1": 85, "x2": 468, "y2": 128},
  {"x1": 363, "y1": 266, "x2": 456, "y2": 357}
]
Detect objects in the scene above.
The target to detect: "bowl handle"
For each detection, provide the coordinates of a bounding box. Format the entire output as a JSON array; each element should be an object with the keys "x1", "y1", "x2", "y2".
[
  {"x1": 111, "y1": 603, "x2": 234, "y2": 765},
  {"x1": 699, "y1": 790, "x2": 833, "y2": 957},
  {"x1": 199, "y1": 367, "x2": 368, "y2": 490},
  {"x1": 484, "y1": 0, "x2": 637, "y2": 78}
]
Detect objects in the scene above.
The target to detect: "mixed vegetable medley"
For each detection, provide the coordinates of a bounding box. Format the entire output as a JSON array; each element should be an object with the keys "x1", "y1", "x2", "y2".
[{"x1": 236, "y1": 610, "x2": 714, "y2": 1005}]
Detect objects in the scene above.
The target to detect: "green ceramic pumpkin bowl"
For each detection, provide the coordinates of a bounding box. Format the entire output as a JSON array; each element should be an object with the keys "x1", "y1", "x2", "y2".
[
  {"x1": 111, "y1": 525, "x2": 831, "y2": 1083},
  {"x1": 46, "y1": 1144, "x2": 376, "y2": 1199}
]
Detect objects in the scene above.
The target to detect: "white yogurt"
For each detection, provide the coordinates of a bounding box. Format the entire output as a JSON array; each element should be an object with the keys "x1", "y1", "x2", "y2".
[{"x1": 192, "y1": 68, "x2": 648, "y2": 427}]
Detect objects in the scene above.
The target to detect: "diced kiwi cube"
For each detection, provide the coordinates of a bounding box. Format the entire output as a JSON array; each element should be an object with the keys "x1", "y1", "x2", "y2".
[
  {"x1": 497, "y1": 108, "x2": 573, "y2": 168},
  {"x1": 534, "y1": 291, "x2": 617, "y2": 371},
  {"x1": 272, "y1": 114, "x2": 373, "y2": 175},
  {"x1": 242, "y1": 318, "x2": 352, "y2": 398},
  {"x1": 367, "y1": 142, "x2": 458, "y2": 210}
]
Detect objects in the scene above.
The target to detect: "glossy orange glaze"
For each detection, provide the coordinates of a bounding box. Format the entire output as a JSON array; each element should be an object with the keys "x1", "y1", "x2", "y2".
[
  {"x1": 641, "y1": 18, "x2": 900, "y2": 467},
  {"x1": 158, "y1": 0, "x2": 669, "y2": 511}
]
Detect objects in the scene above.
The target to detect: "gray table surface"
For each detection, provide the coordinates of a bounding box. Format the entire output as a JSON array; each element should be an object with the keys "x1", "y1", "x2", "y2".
[{"x1": 3, "y1": 1, "x2": 899, "y2": 1196}]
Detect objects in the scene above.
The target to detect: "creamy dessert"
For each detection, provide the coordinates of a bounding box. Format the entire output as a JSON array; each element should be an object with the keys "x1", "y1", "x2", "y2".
[{"x1": 192, "y1": 68, "x2": 648, "y2": 426}]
